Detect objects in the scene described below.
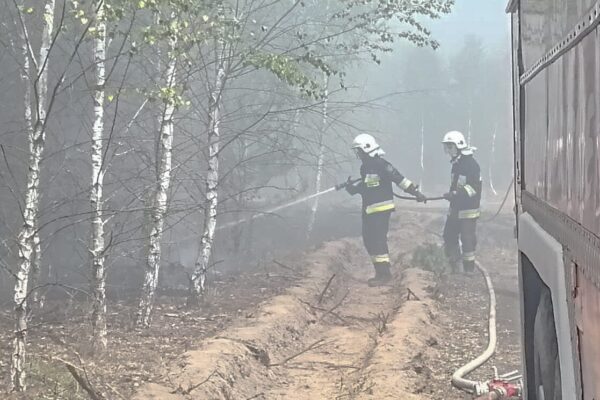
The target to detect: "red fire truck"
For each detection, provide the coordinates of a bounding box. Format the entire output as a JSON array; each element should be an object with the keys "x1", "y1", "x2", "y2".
[{"x1": 507, "y1": 1, "x2": 600, "y2": 399}]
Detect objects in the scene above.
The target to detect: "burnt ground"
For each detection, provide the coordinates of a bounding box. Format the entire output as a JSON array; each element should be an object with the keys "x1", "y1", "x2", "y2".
[{"x1": 0, "y1": 208, "x2": 521, "y2": 400}]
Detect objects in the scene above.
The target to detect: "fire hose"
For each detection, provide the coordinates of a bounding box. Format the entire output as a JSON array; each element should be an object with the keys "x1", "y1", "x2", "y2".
[
  {"x1": 337, "y1": 177, "x2": 522, "y2": 399},
  {"x1": 335, "y1": 177, "x2": 446, "y2": 202},
  {"x1": 451, "y1": 261, "x2": 523, "y2": 399},
  {"x1": 452, "y1": 261, "x2": 498, "y2": 394}
]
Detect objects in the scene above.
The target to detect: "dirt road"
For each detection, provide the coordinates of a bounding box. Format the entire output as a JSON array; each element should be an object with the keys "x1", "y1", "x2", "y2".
[
  {"x1": 133, "y1": 210, "x2": 521, "y2": 400},
  {"x1": 134, "y1": 211, "x2": 443, "y2": 399}
]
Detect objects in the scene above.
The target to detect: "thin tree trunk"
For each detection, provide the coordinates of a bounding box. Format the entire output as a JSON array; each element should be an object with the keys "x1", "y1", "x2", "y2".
[
  {"x1": 11, "y1": 0, "x2": 55, "y2": 391},
  {"x1": 20, "y1": 23, "x2": 43, "y2": 310},
  {"x1": 232, "y1": 137, "x2": 248, "y2": 255},
  {"x1": 188, "y1": 58, "x2": 226, "y2": 306},
  {"x1": 466, "y1": 100, "x2": 472, "y2": 145},
  {"x1": 137, "y1": 37, "x2": 177, "y2": 328},
  {"x1": 306, "y1": 73, "x2": 328, "y2": 240},
  {"x1": 30, "y1": 223, "x2": 42, "y2": 307},
  {"x1": 90, "y1": 1, "x2": 108, "y2": 352},
  {"x1": 419, "y1": 111, "x2": 425, "y2": 190},
  {"x1": 489, "y1": 123, "x2": 498, "y2": 196}
]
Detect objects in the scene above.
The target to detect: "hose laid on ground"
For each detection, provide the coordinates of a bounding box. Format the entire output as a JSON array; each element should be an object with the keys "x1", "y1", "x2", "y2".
[{"x1": 451, "y1": 261, "x2": 498, "y2": 395}]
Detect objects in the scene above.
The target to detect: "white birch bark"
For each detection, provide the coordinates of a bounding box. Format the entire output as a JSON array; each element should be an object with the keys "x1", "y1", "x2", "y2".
[
  {"x1": 90, "y1": 1, "x2": 108, "y2": 351},
  {"x1": 488, "y1": 123, "x2": 498, "y2": 196},
  {"x1": 11, "y1": 0, "x2": 55, "y2": 391},
  {"x1": 30, "y1": 221, "x2": 42, "y2": 306},
  {"x1": 306, "y1": 73, "x2": 328, "y2": 240},
  {"x1": 419, "y1": 112, "x2": 425, "y2": 190},
  {"x1": 20, "y1": 23, "x2": 42, "y2": 309},
  {"x1": 467, "y1": 106, "x2": 472, "y2": 146},
  {"x1": 189, "y1": 59, "x2": 226, "y2": 305},
  {"x1": 137, "y1": 37, "x2": 177, "y2": 328}
]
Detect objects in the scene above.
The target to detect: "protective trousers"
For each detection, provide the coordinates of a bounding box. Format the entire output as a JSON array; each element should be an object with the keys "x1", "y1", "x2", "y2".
[
  {"x1": 362, "y1": 211, "x2": 392, "y2": 277},
  {"x1": 443, "y1": 216, "x2": 477, "y2": 272}
]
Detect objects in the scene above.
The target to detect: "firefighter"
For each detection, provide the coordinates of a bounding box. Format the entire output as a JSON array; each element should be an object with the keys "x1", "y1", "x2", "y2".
[
  {"x1": 441, "y1": 131, "x2": 482, "y2": 273},
  {"x1": 344, "y1": 133, "x2": 427, "y2": 287}
]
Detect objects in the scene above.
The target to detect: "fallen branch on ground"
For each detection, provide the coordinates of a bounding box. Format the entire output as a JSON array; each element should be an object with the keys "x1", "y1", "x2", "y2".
[
  {"x1": 269, "y1": 339, "x2": 326, "y2": 367},
  {"x1": 61, "y1": 361, "x2": 104, "y2": 400},
  {"x1": 371, "y1": 311, "x2": 390, "y2": 336},
  {"x1": 318, "y1": 274, "x2": 336, "y2": 305},
  {"x1": 172, "y1": 370, "x2": 217, "y2": 395},
  {"x1": 272, "y1": 260, "x2": 301, "y2": 275},
  {"x1": 407, "y1": 288, "x2": 421, "y2": 301},
  {"x1": 319, "y1": 290, "x2": 349, "y2": 322},
  {"x1": 245, "y1": 393, "x2": 265, "y2": 400},
  {"x1": 297, "y1": 298, "x2": 347, "y2": 324}
]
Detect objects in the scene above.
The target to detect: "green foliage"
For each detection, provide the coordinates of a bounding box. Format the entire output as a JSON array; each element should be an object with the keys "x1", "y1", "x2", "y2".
[
  {"x1": 328, "y1": 0, "x2": 454, "y2": 58},
  {"x1": 242, "y1": 52, "x2": 324, "y2": 99},
  {"x1": 411, "y1": 242, "x2": 448, "y2": 273}
]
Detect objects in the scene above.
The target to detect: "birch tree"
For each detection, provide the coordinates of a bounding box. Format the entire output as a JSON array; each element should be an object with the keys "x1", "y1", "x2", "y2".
[
  {"x1": 11, "y1": 0, "x2": 56, "y2": 391},
  {"x1": 137, "y1": 31, "x2": 178, "y2": 327},
  {"x1": 189, "y1": 45, "x2": 227, "y2": 306},
  {"x1": 306, "y1": 73, "x2": 328, "y2": 240},
  {"x1": 489, "y1": 123, "x2": 498, "y2": 195},
  {"x1": 90, "y1": 0, "x2": 108, "y2": 352},
  {"x1": 419, "y1": 113, "x2": 425, "y2": 190},
  {"x1": 19, "y1": 8, "x2": 43, "y2": 309}
]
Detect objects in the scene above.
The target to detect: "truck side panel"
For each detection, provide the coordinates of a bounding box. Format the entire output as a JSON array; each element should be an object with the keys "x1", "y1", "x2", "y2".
[{"x1": 518, "y1": 213, "x2": 577, "y2": 399}]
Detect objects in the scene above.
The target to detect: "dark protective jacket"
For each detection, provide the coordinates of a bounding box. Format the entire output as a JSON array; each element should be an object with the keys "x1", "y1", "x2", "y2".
[
  {"x1": 448, "y1": 154, "x2": 482, "y2": 219},
  {"x1": 347, "y1": 155, "x2": 418, "y2": 215}
]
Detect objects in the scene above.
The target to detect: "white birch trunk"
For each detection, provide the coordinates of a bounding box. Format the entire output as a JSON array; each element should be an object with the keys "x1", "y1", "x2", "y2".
[
  {"x1": 30, "y1": 221, "x2": 42, "y2": 306},
  {"x1": 467, "y1": 109, "x2": 472, "y2": 146},
  {"x1": 90, "y1": 2, "x2": 108, "y2": 351},
  {"x1": 489, "y1": 123, "x2": 498, "y2": 196},
  {"x1": 306, "y1": 73, "x2": 328, "y2": 240},
  {"x1": 11, "y1": 0, "x2": 55, "y2": 391},
  {"x1": 419, "y1": 112, "x2": 425, "y2": 190},
  {"x1": 189, "y1": 59, "x2": 226, "y2": 306},
  {"x1": 137, "y1": 37, "x2": 177, "y2": 328},
  {"x1": 20, "y1": 24, "x2": 42, "y2": 310}
]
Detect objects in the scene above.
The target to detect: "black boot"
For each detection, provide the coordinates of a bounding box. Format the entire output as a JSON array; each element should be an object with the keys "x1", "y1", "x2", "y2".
[
  {"x1": 368, "y1": 264, "x2": 392, "y2": 287},
  {"x1": 463, "y1": 260, "x2": 475, "y2": 273},
  {"x1": 448, "y1": 257, "x2": 462, "y2": 274}
]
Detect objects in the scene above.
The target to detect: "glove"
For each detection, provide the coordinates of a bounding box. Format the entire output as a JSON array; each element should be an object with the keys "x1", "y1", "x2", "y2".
[
  {"x1": 414, "y1": 191, "x2": 427, "y2": 203},
  {"x1": 344, "y1": 176, "x2": 357, "y2": 194},
  {"x1": 443, "y1": 191, "x2": 457, "y2": 201},
  {"x1": 336, "y1": 176, "x2": 354, "y2": 191}
]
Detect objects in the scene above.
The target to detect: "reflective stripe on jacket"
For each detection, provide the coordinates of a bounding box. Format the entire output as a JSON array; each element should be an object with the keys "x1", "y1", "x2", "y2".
[
  {"x1": 347, "y1": 156, "x2": 415, "y2": 215},
  {"x1": 449, "y1": 154, "x2": 481, "y2": 219}
]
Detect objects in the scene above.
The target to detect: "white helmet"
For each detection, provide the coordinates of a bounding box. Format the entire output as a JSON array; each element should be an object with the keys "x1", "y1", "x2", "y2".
[
  {"x1": 442, "y1": 131, "x2": 468, "y2": 149},
  {"x1": 352, "y1": 133, "x2": 385, "y2": 157}
]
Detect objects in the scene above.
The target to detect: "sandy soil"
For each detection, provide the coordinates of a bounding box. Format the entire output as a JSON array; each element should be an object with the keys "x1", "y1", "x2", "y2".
[
  {"x1": 134, "y1": 211, "x2": 443, "y2": 400},
  {"x1": 0, "y1": 209, "x2": 521, "y2": 400}
]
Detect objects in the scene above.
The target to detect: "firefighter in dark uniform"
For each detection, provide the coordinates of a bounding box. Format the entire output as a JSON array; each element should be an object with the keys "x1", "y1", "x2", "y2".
[
  {"x1": 441, "y1": 131, "x2": 482, "y2": 273},
  {"x1": 344, "y1": 134, "x2": 427, "y2": 286}
]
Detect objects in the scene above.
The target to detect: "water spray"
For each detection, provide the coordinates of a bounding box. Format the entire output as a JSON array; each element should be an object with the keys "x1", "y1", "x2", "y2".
[
  {"x1": 218, "y1": 177, "x2": 446, "y2": 232},
  {"x1": 218, "y1": 186, "x2": 339, "y2": 231}
]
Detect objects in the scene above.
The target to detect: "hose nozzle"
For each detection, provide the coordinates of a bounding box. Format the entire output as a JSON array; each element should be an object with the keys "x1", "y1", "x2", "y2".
[{"x1": 336, "y1": 177, "x2": 361, "y2": 191}]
